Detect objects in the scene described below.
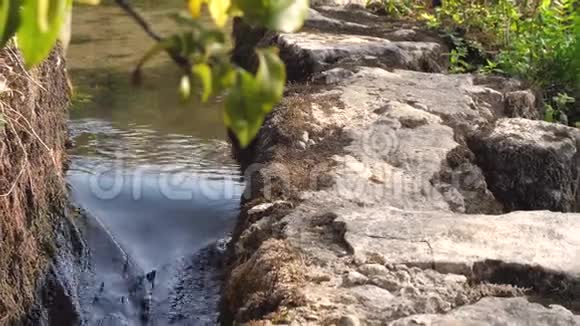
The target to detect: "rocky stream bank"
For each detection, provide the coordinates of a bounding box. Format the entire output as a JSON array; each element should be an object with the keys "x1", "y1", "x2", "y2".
[{"x1": 222, "y1": 4, "x2": 580, "y2": 325}]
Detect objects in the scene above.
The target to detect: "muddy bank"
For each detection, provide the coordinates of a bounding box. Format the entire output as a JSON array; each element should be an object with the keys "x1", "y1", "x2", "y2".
[
  {"x1": 223, "y1": 5, "x2": 580, "y2": 325},
  {"x1": 0, "y1": 45, "x2": 82, "y2": 325}
]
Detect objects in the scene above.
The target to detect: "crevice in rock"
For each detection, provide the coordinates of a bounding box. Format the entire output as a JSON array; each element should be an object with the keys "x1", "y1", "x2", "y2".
[
  {"x1": 471, "y1": 259, "x2": 580, "y2": 313},
  {"x1": 311, "y1": 212, "x2": 355, "y2": 255},
  {"x1": 432, "y1": 144, "x2": 504, "y2": 214}
]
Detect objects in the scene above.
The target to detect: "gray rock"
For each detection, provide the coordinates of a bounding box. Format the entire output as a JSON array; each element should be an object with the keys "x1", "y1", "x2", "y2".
[
  {"x1": 248, "y1": 200, "x2": 293, "y2": 216},
  {"x1": 338, "y1": 314, "x2": 362, "y2": 326},
  {"x1": 306, "y1": 8, "x2": 369, "y2": 31},
  {"x1": 344, "y1": 271, "x2": 369, "y2": 287},
  {"x1": 312, "y1": 67, "x2": 355, "y2": 85},
  {"x1": 469, "y1": 118, "x2": 580, "y2": 212},
  {"x1": 505, "y1": 90, "x2": 538, "y2": 119},
  {"x1": 359, "y1": 264, "x2": 389, "y2": 277},
  {"x1": 389, "y1": 297, "x2": 580, "y2": 326},
  {"x1": 232, "y1": 10, "x2": 448, "y2": 82},
  {"x1": 275, "y1": 32, "x2": 445, "y2": 81},
  {"x1": 350, "y1": 285, "x2": 395, "y2": 309},
  {"x1": 297, "y1": 140, "x2": 307, "y2": 149},
  {"x1": 466, "y1": 86, "x2": 505, "y2": 117},
  {"x1": 340, "y1": 207, "x2": 580, "y2": 278}
]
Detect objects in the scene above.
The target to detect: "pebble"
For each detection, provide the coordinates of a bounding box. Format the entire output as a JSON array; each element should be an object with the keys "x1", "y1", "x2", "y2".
[
  {"x1": 343, "y1": 271, "x2": 368, "y2": 287},
  {"x1": 359, "y1": 263, "x2": 388, "y2": 276},
  {"x1": 248, "y1": 200, "x2": 293, "y2": 215},
  {"x1": 371, "y1": 275, "x2": 401, "y2": 292},
  {"x1": 338, "y1": 315, "x2": 361, "y2": 326}
]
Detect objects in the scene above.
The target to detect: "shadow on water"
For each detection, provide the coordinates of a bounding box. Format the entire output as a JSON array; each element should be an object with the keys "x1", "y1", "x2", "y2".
[{"x1": 66, "y1": 3, "x2": 241, "y2": 325}]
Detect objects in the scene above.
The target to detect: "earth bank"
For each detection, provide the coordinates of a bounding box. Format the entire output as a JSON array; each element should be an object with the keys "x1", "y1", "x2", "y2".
[
  {"x1": 0, "y1": 45, "x2": 83, "y2": 325},
  {"x1": 222, "y1": 4, "x2": 580, "y2": 325}
]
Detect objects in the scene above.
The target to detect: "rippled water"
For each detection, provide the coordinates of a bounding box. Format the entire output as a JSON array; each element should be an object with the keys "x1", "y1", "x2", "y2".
[{"x1": 66, "y1": 2, "x2": 241, "y2": 325}]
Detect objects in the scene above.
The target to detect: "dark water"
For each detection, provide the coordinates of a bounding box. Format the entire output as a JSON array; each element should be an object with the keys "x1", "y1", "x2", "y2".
[{"x1": 66, "y1": 3, "x2": 241, "y2": 325}]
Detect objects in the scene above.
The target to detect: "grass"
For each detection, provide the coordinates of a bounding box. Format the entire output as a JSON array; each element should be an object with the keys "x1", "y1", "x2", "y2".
[{"x1": 369, "y1": 0, "x2": 579, "y2": 123}]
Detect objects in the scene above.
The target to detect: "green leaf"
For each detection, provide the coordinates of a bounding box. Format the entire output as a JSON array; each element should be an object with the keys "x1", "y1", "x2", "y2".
[
  {"x1": 17, "y1": 0, "x2": 73, "y2": 67},
  {"x1": 224, "y1": 48, "x2": 286, "y2": 147},
  {"x1": 192, "y1": 63, "x2": 212, "y2": 102},
  {"x1": 234, "y1": 0, "x2": 308, "y2": 32},
  {"x1": 544, "y1": 104, "x2": 555, "y2": 122},
  {"x1": 0, "y1": 0, "x2": 21, "y2": 48},
  {"x1": 224, "y1": 69, "x2": 262, "y2": 147},
  {"x1": 255, "y1": 47, "x2": 285, "y2": 112},
  {"x1": 211, "y1": 61, "x2": 236, "y2": 92}
]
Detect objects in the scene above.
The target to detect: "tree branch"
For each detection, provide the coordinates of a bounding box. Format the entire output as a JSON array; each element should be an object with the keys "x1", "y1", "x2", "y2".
[
  {"x1": 113, "y1": 0, "x2": 162, "y2": 42},
  {"x1": 113, "y1": 0, "x2": 191, "y2": 83}
]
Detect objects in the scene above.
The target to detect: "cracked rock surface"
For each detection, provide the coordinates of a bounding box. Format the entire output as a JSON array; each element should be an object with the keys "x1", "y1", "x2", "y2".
[{"x1": 223, "y1": 5, "x2": 580, "y2": 326}]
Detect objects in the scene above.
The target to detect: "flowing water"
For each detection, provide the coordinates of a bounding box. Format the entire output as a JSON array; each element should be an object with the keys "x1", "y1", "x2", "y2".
[{"x1": 66, "y1": 2, "x2": 242, "y2": 325}]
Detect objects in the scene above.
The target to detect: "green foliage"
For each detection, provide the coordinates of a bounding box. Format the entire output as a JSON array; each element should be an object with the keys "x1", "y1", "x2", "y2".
[
  {"x1": 234, "y1": 0, "x2": 309, "y2": 32},
  {"x1": 494, "y1": 0, "x2": 578, "y2": 90},
  {"x1": 0, "y1": 0, "x2": 309, "y2": 147},
  {"x1": 378, "y1": 0, "x2": 424, "y2": 18},
  {"x1": 371, "y1": 0, "x2": 579, "y2": 124},
  {"x1": 17, "y1": 0, "x2": 73, "y2": 67},
  {"x1": 0, "y1": 0, "x2": 21, "y2": 48},
  {"x1": 545, "y1": 92, "x2": 575, "y2": 124},
  {"x1": 139, "y1": 0, "x2": 307, "y2": 146},
  {"x1": 224, "y1": 48, "x2": 285, "y2": 146}
]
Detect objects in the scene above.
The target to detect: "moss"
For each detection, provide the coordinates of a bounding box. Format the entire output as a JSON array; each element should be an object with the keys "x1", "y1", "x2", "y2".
[{"x1": 222, "y1": 240, "x2": 306, "y2": 323}]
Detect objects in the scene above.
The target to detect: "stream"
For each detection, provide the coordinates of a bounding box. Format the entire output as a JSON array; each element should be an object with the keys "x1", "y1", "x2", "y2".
[{"x1": 65, "y1": 2, "x2": 242, "y2": 325}]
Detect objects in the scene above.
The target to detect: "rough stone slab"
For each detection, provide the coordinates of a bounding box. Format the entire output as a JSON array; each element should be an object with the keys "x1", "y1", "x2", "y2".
[
  {"x1": 339, "y1": 207, "x2": 580, "y2": 277},
  {"x1": 233, "y1": 9, "x2": 449, "y2": 81},
  {"x1": 470, "y1": 118, "x2": 580, "y2": 212},
  {"x1": 390, "y1": 297, "x2": 580, "y2": 326},
  {"x1": 277, "y1": 32, "x2": 445, "y2": 78},
  {"x1": 306, "y1": 8, "x2": 370, "y2": 30}
]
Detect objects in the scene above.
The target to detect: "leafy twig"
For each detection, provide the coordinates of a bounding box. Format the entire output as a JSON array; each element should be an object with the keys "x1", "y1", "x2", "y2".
[{"x1": 112, "y1": 0, "x2": 191, "y2": 82}]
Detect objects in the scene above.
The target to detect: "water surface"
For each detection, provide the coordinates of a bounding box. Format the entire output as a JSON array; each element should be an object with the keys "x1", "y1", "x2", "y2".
[{"x1": 66, "y1": 3, "x2": 241, "y2": 324}]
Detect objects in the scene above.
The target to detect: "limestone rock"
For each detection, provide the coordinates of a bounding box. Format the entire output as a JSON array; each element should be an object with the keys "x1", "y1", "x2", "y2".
[
  {"x1": 312, "y1": 67, "x2": 355, "y2": 85},
  {"x1": 306, "y1": 8, "x2": 369, "y2": 31},
  {"x1": 232, "y1": 9, "x2": 448, "y2": 81},
  {"x1": 338, "y1": 314, "x2": 361, "y2": 326},
  {"x1": 359, "y1": 264, "x2": 389, "y2": 277},
  {"x1": 469, "y1": 118, "x2": 580, "y2": 212},
  {"x1": 275, "y1": 32, "x2": 445, "y2": 81},
  {"x1": 390, "y1": 297, "x2": 580, "y2": 326},
  {"x1": 343, "y1": 271, "x2": 369, "y2": 287},
  {"x1": 340, "y1": 207, "x2": 580, "y2": 278},
  {"x1": 505, "y1": 90, "x2": 539, "y2": 119}
]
